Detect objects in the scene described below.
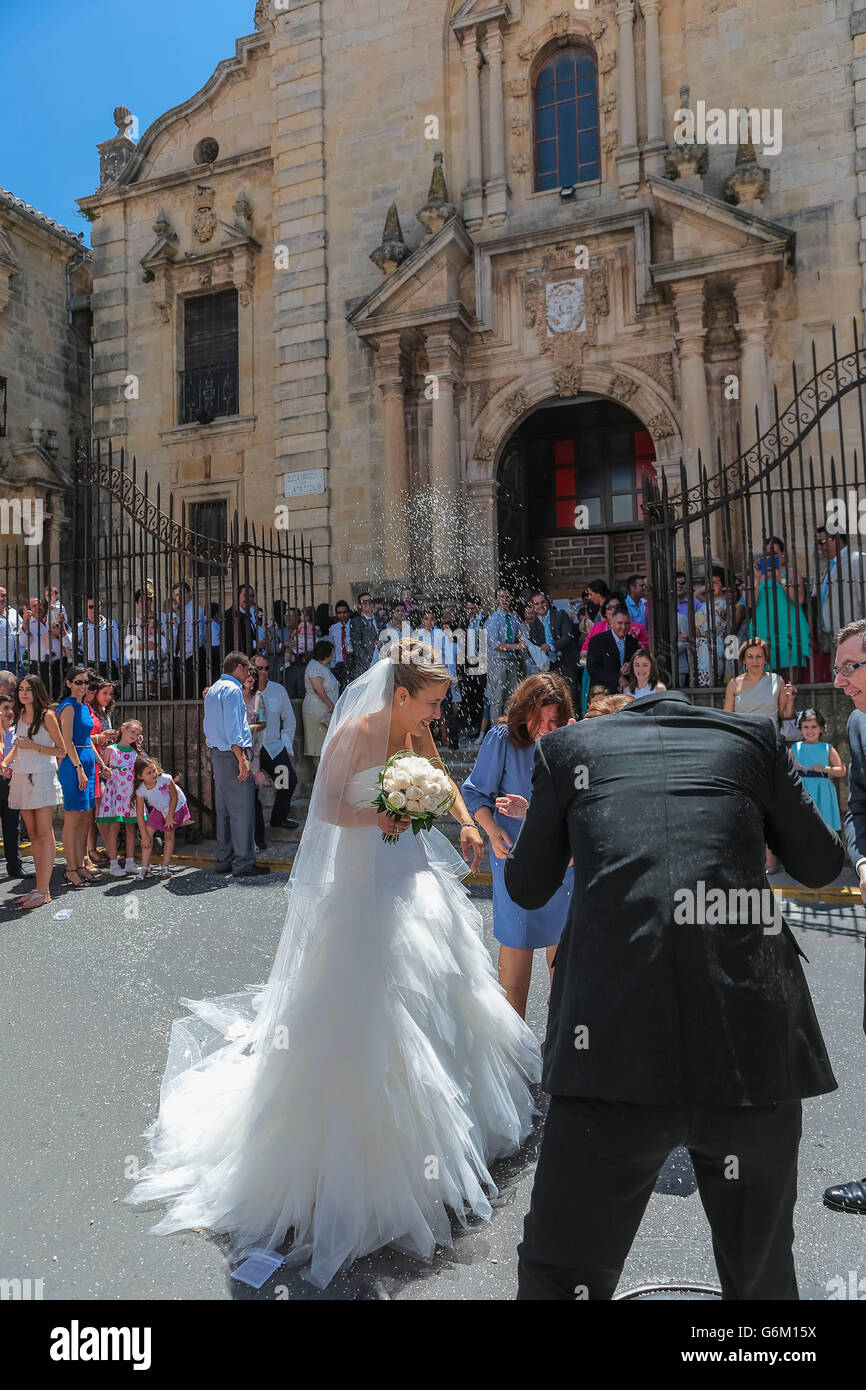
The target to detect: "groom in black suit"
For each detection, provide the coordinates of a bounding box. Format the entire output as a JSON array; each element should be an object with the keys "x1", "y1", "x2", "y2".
[
  {"x1": 823, "y1": 617, "x2": 866, "y2": 1214},
  {"x1": 505, "y1": 690, "x2": 843, "y2": 1299}
]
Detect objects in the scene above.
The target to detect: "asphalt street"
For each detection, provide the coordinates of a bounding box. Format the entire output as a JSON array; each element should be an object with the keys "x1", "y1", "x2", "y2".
[{"x1": 1, "y1": 865, "x2": 865, "y2": 1302}]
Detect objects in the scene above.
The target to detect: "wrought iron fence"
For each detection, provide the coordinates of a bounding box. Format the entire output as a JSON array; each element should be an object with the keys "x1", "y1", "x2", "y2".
[
  {"x1": 643, "y1": 322, "x2": 866, "y2": 693},
  {"x1": 0, "y1": 441, "x2": 315, "y2": 836}
]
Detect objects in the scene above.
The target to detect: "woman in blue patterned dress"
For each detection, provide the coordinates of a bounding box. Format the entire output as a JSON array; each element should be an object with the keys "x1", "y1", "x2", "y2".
[{"x1": 461, "y1": 673, "x2": 575, "y2": 1019}]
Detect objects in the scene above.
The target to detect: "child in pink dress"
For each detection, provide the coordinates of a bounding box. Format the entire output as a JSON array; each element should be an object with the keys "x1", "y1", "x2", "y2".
[
  {"x1": 133, "y1": 755, "x2": 192, "y2": 880},
  {"x1": 96, "y1": 719, "x2": 145, "y2": 876}
]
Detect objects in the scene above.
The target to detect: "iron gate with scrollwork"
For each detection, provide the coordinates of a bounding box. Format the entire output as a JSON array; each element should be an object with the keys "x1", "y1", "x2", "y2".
[
  {"x1": 0, "y1": 442, "x2": 314, "y2": 838},
  {"x1": 642, "y1": 323, "x2": 866, "y2": 694}
]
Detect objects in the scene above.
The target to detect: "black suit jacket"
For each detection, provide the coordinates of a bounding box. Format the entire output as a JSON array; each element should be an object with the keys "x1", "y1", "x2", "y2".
[
  {"x1": 504, "y1": 692, "x2": 843, "y2": 1106},
  {"x1": 586, "y1": 629, "x2": 640, "y2": 693},
  {"x1": 348, "y1": 613, "x2": 383, "y2": 675},
  {"x1": 529, "y1": 608, "x2": 579, "y2": 678},
  {"x1": 223, "y1": 606, "x2": 257, "y2": 656}
]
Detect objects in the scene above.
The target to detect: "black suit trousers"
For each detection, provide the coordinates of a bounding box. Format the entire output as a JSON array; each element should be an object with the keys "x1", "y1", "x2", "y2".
[{"x1": 517, "y1": 1095, "x2": 802, "y2": 1300}]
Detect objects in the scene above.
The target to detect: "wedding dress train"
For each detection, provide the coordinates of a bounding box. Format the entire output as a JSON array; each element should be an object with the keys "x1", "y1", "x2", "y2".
[{"x1": 127, "y1": 763, "x2": 541, "y2": 1289}]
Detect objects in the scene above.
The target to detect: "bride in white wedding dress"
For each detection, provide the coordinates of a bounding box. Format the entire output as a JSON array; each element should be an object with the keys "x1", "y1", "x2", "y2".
[{"x1": 127, "y1": 639, "x2": 541, "y2": 1288}]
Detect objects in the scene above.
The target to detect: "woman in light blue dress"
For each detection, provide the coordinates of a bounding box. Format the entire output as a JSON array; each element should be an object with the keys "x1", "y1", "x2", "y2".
[
  {"x1": 789, "y1": 708, "x2": 844, "y2": 832},
  {"x1": 461, "y1": 672, "x2": 575, "y2": 1019}
]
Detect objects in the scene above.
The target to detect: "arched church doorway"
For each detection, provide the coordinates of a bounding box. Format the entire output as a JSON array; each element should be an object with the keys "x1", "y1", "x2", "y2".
[{"x1": 497, "y1": 397, "x2": 656, "y2": 598}]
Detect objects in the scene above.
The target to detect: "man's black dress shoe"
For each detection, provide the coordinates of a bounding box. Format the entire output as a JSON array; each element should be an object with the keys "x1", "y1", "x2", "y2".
[
  {"x1": 213, "y1": 863, "x2": 233, "y2": 874},
  {"x1": 271, "y1": 819, "x2": 300, "y2": 830},
  {"x1": 232, "y1": 864, "x2": 271, "y2": 877},
  {"x1": 823, "y1": 1179, "x2": 866, "y2": 1213},
  {"x1": 6, "y1": 864, "x2": 26, "y2": 878}
]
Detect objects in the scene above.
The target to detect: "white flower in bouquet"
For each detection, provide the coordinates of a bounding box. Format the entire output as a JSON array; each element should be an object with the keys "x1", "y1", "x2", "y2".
[{"x1": 373, "y1": 749, "x2": 457, "y2": 843}]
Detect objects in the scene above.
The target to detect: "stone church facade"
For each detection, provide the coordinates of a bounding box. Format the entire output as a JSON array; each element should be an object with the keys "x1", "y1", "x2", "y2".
[{"x1": 78, "y1": 0, "x2": 861, "y2": 603}]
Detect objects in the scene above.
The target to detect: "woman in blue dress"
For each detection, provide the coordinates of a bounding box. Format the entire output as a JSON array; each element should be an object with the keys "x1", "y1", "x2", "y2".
[
  {"x1": 461, "y1": 673, "x2": 575, "y2": 1019},
  {"x1": 789, "y1": 708, "x2": 844, "y2": 832},
  {"x1": 56, "y1": 665, "x2": 102, "y2": 887}
]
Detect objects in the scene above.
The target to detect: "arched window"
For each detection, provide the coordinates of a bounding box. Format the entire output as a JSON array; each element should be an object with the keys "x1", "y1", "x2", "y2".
[{"x1": 534, "y1": 48, "x2": 599, "y2": 191}]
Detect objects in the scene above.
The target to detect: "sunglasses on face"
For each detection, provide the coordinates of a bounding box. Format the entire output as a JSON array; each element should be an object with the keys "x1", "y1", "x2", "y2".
[{"x1": 70, "y1": 678, "x2": 87, "y2": 687}]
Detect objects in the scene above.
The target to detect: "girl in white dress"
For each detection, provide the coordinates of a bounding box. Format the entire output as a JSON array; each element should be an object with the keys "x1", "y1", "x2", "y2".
[
  {"x1": 1, "y1": 675, "x2": 65, "y2": 909},
  {"x1": 128, "y1": 640, "x2": 541, "y2": 1288}
]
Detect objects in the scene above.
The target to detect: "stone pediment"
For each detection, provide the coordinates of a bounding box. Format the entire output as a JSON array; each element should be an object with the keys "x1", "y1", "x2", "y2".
[
  {"x1": 4, "y1": 443, "x2": 71, "y2": 490},
  {"x1": 648, "y1": 175, "x2": 794, "y2": 286},
  {"x1": 103, "y1": 30, "x2": 268, "y2": 190},
  {"x1": 348, "y1": 217, "x2": 476, "y2": 340},
  {"x1": 450, "y1": 0, "x2": 521, "y2": 34}
]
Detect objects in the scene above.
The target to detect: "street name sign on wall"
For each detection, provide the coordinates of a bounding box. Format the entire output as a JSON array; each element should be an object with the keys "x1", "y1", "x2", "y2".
[{"x1": 283, "y1": 469, "x2": 325, "y2": 498}]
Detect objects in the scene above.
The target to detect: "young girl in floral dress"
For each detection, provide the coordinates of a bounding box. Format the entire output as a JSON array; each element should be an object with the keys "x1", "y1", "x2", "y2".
[{"x1": 96, "y1": 719, "x2": 145, "y2": 876}]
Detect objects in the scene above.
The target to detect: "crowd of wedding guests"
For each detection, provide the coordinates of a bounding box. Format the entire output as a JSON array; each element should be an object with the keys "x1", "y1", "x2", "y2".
[
  {"x1": 0, "y1": 664, "x2": 191, "y2": 910},
  {"x1": 0, "y1": 534, "x2": 856, "y2": 904}
]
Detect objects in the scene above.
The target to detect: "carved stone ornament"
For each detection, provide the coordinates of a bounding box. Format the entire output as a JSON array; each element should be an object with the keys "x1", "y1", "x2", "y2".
[
  {"x1": 199, "y1": 264, "x2": 213, "y2": 287},
  {"x1": 416, "y1": 152, "x2": 457, "y2": 236},
  {"x1": 511, "y1": 118, "x2": 529, "y2": 136},
  {"x1": 503, "y1": 79, "x2": 528, "y2": 99},
  {"x1": 194, "y1": 185, "x2": 217, "y2": 244},
  {"x1": 253, "y1": 0, "x2": 270, "y2": 29},
  {"x1": 723, "y1": 142, "x2": 771, "y2": 206},
  {"x1": 611, "y1": 374, "x2": 639, "y2": 403},
  {"x1": 523, "y1": 245, "x2": 609, "y2": 357},
  {"x1": 624, "y1": 353, "x2": 675, "y2": 398},
  {"x1": 370, "y1": 203, "x2": 410, "y2": 274},
  {"x1": 648, "y1": 411, "x2": 675, "y2": 439},
  {"x1": 504, "y1": 389, "x2": 529, "y2": 418},
  {"x1": 512, "y1": 154, "x2": 530, "y2": 175},
  {"x1": 554, "y1": 365, "x2": 583, "y2": 398},
  {"x1": 474, "y1": 435, "x2": 497, "y2": 461},
  {"x1": 516, "y1": 40, "x2": 535, "y2": 62},
  {"x1": 233, "y1": 191, "x2": 253, "y2": 228},
  {"x1": 471, "y1": 377, "x2": 513, "y2": 423},
  {"x1": 552, "y1": 12, "x2": 570, "y2": 38}
]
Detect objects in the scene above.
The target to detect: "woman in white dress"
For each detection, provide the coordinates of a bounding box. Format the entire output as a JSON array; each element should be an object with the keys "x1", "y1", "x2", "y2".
[
  {"x1": 0, "y1": 675, "x2": 64, "y2": 909},
  {"x1": 128, "y1": 640, "x2": 541, "y2": 1288}
]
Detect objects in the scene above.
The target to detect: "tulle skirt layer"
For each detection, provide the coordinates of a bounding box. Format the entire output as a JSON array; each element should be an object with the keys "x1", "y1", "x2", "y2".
[{"x1": 127, "y1": 860, "x2": 541, "y2": 1288}]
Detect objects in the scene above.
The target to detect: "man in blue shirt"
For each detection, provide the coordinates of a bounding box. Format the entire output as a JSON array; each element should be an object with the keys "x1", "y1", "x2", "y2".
[
  {"x1": 484, "y1": 588, "x2": 526, "y2": 720},
  {"x1": 203, "y1": 651, "x2": 270, "y2": 877},
  {"x1": 625, "y1": 574, "x2": 648, "y2": 629}
]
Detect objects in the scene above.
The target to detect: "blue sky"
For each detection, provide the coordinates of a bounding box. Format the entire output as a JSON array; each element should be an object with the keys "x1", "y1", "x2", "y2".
[{"x1": 1, "y1": 0, "x2": 252, "y2": 242}]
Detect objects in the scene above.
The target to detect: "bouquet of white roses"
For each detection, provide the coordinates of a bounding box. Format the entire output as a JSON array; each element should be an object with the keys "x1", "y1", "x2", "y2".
[{"x1": 372, "y1": 750, "x2": 456, "y2": 844}]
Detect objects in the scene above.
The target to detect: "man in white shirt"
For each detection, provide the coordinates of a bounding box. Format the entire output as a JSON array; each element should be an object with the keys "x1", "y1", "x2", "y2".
[
  {"x1": 171, "y1": 581, "x2": 208, "y2": 698},
  {"x1": 252, "y1": 654, "x2": 299, "y2": 830},
  {"x1": 77, "y1": 598, "x2": 121, "y2": 678},
  {"x1": 0, "y1": 587, "x2": 20, "y2": 670},
  {"x1": 816, "y1": 527, "x2": 865, "y2": 676},
  {"x1": 328, "y1": 599, "x2": 353, "y2": 690}
]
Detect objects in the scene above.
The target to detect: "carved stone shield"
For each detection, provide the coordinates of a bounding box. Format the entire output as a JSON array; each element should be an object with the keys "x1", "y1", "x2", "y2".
[
  {"x1": 193, "y1": 185, "x2": 216, "y2": 244},
  {"x1": 545, "y1": 279, "x2": 586, "y2": 335}
]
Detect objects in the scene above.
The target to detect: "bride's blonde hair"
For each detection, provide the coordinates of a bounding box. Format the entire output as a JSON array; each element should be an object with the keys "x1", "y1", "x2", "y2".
[{"x1": 388, "y1": 638, "x2": 451, "y2": 695}]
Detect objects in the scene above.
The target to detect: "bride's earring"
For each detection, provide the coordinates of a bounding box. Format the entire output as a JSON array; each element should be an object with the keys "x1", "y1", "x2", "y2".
[{"x1": 400, "y1": 698, "x2": 405, "y2": 706}]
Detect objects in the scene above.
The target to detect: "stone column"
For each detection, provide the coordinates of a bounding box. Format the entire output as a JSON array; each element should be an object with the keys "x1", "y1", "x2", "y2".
[
  {"x1": 615, "y1": 2, "x2": 641, "y2": 195},
  {"x1": 671, "y1": 278, "x2": 711, "y2": 483},
  {"x1": 642, "y1": 0, "x2": 665, "y2": 176},
  {"x1": 466, "y1": 477, "x2": 500, "y2": 610},
  {"x1": 425, "y1": 329, "x2": 465, "y2": 578},
  {"x1": 461, "y1": 31, "x2": 484, "y2": 230},
  {"x1": 482, "y1": 23, "x2": 509, "y2": 226},
  {"x1": 732, "y1": 267, "x2": 771, "y2": 450},
  {"x1": 373, "y1": 332, "x2": 411, "y2": 580}
]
